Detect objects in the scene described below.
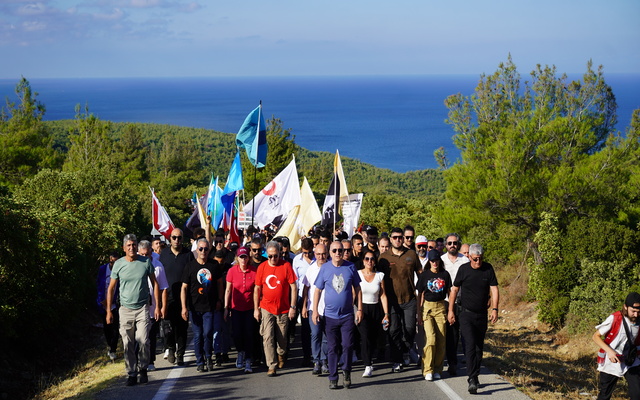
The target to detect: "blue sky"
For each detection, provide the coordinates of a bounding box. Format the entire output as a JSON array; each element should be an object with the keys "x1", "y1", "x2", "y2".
[{"x1": 1, "y1": 0, "x2": 638, "y2": 78}]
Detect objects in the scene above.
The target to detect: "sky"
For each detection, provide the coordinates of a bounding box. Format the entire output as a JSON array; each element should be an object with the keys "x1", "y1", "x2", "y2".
[{"x1": 0, "y1": 0, "x2": 639, "y2": 79}]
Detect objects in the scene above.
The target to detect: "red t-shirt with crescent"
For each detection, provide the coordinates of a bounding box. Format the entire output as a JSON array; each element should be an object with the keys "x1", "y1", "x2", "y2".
[{"x1": 255, "y1": 259, "x2": 297, "y2": 315}]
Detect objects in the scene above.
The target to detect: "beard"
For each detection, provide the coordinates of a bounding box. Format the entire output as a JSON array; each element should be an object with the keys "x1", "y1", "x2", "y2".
[{"x1": 417, "y1": 249, "x2": 426, "y2": 258}]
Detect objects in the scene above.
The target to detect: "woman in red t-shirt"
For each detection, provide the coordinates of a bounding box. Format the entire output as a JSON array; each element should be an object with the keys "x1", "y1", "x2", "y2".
[{"x1": 224, "y1": 247, "x2": 258, "y2": 373}]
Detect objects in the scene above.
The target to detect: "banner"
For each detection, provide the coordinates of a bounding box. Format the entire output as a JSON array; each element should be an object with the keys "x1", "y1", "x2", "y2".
[{"x1": 340, "y1": 193, "x2": 363, "y2": 238}]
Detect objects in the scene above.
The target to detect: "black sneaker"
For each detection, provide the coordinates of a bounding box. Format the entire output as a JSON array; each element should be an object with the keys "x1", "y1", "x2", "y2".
[
  {"x1": 197, "y1": 364, "x2": 207, "y2": 372},
  {"x1": 215, "y1": 353, "x2": 222, "y2": 367},
  {"x1": 167, "y1": 349, "x2": 176, "y2": 364},
  {"x1": 207, "y1": 359, "x2": 214, "y2": 371},
  {"x1": 343, "y1": 371, "x2": 351, "y2": 389},
  {"x1": 176, "y1": 355, "x2": 184, "y2": 367},
  {"x1": 312, "y1": 362, "x2": 321, "y2": 375},
  {"x1": 126, "y1": 376, "x2": 137, "y2": 386},
  {"x1": 139, "y1": 370, "x2": 148, "y2": 384},
  {"x1": 329, "y1": 380, "x2": 338, "y2": 389},
  {"x1": 468, "y1": 379, "x2": 478, "y2": 394}
]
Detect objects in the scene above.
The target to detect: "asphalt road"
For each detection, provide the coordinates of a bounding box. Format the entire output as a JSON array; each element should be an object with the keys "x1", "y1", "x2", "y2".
[{"x1": 96, "y1": 325, "x2": 531, "y2": 400}]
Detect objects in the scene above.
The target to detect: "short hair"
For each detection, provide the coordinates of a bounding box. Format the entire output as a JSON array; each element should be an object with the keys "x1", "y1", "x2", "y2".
[
  {"x1": 266, "y1": 240, "x2": 281, "y2": 253},
  {"x1": 109, "y1": 251, "x2": 120, "y2": 259},
  {"x1": 378, "y1": 236, "x2": 390, "y2": 245},
  {"x1": 309, "y1": 234, "x2": 319, "y2": 241},
  {"x1": 351, "y1": 233, "x2": 363, "y2": 242},
  {"x1": 251, "y1": 237, "x2": 263, "y2": 246},
  {"x1": 196, "y1": 237, "x2": 210, "y2": 247},
  {"x1": 300, "y1": 238, "x2": 313, "y2": 251},
  {"x1": 123, "y1": 233, "x2": 137, "y2": 247},
  {"x1": 341, "y1": 239, "x2": 352, "y2": 246},
  {"x1": 469, "y1": 243, "x2": 484, "y2": 256},
  {"x1": 435, "y1": 237, "x2": 444, "y2": 244},
  {"x1": 445, "y1": 232, "x2": 461, "y2": 242},
  {"x1": 193, "y1": 227, "x2": 205, "y2": 239},
  {"x1": 138, "y1": 240, "x2": 151, "y2": 250},
  {"x1": 390, "y1": 227, "x2": 403, "y2": 235},
  {"x1": 403, "y1": 225, "x2": 415, "y2": 233},
  {"x1": 335, "y1": 231, "x2": 348, "y2": 241},
  {"x1": 319, "y1": 231, "x2": 331, "y2": 240}
]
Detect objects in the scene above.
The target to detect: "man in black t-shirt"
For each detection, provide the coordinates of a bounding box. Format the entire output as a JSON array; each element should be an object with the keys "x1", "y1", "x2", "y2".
[{"x1": 447, "y1": 243, "x2": 499, "y2": 395}]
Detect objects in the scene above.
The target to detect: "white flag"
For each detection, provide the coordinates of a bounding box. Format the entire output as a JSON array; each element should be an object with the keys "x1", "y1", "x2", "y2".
[
  {"x1": 244, "y1": 157, "x2": 301, "y2": 229},
  {"x1": 341, "y1": 193, "x2": 363, "y2": 238}
]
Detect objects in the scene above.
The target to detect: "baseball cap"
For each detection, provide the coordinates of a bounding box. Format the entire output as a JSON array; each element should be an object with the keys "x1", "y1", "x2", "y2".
[
  {"x1": 427, "y1": 250, "x2": 441, "y2": 261},
  {"x1": 236, "y1": 247, "x2": 249, "y2": 257},
  {"x1": 416, "y1": 235, "x2": 428, "y2": 245},
  {"x1": 625, "y1": 292, "x2": 640, "y2": 308}
]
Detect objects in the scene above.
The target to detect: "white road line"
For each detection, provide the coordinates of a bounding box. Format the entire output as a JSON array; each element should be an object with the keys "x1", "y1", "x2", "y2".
[
  {"x1": 152, "y1": 339, "x2": 194, "y2": 400},
  {"x1": 435, "y1": 380, "x2": 464, "y2": 400}
]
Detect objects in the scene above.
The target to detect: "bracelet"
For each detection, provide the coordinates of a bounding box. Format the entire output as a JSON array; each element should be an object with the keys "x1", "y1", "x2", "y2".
[
  {"x1": 492, "y1": 308, "x2": 498, "y2": 311},
  {"x1": 290, "y1": 306, "x2": 296, "y2": 310}
]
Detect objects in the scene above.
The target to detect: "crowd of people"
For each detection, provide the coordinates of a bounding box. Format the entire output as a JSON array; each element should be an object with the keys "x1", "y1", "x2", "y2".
[{"x1": 97, "y1": 223, "x2": 500, "y2": 394}]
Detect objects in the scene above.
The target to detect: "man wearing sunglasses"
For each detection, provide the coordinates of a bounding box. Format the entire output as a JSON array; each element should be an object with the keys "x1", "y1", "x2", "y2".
[
  {"x1": 441, "y1": 233, "x2": 469, "y2": 377},
  {"x1": 254, "y1": 241, "x2": 297, "y2": 377},
  {"x1": 378, "y1": 227, "x2": 422, "y2": 372},
  {"x1": 312, "y1": 241, "x2": 363, "y2": 389},
  {"x1": 292, "y1": 238, "x2": 316, "y2": 367},
  {"x1": 159, "y1": 228, "x2": 194, "y2": 366},
  {"x1": 403, "y1": 225, "x2": 416, "y2": 251},
  {"x1": 447, "y1": 243, "x2": 499, "y2": 395}
]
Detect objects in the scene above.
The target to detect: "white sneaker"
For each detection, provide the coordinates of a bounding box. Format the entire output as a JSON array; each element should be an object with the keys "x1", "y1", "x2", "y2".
[
  {"x1": 147, "y1": 363, "x2": 156, "y2": 371},
  {"x1": 392, "y1": 363, "x2": 403, "y2": 372},
  {"x1": 163, "y1": 349, "x2": 170, "y2": 360},
  {"x1": 425, "y1": 373, "x2": 434, "y2": 381},
  {"x1": 107, "y1": 351, "x2": 116, "y2": 361},
  {"x1": 433, "y1": 372, "x2": 441, "y2": 380},
  {"x1": 362, "y1": 366, "x2": 373, "y2": 377},
  {"x1": 236, "y1": 351, "x2": 245, "y2": 369},
  {"x1": 244, "y1": 359, "x2": 253, "y2": 373}
]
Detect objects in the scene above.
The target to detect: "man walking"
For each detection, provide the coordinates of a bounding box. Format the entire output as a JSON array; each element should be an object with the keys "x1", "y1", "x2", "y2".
[
  {"x1": 254, "y1": 241, "x2": 297, "y2": 376},
  {"x1": 106, "y1": 234, "x2": 160, "y2": 386},
  {"x1": 593, "y1": 292, "x2": 640, "y2": 400},
  {"x1": 378, "y1": 227, "x2": 422, "y2": 372},
  {"x1": 313, "y1": 240, "x2": 363, "y2": 389},
  {"x1": 159, "y1": 228, "x2": 193, "y2": 366},
  {"x1": 447, "y1": 243, "x2": 499, "y2": 394},
  {"x1": 441, "y1": 233, "x2": 469, "y2": 376}
]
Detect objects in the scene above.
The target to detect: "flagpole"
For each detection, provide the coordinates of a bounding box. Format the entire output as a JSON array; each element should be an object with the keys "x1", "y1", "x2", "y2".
[{"x1": 251, "y1": 100, "x2": 262, "y2": 229}]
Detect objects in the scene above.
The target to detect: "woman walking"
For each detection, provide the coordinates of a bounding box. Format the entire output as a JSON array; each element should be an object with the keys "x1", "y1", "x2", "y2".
[{"x1": 357, "y1": 249, "x2": 389, "y2": 377}]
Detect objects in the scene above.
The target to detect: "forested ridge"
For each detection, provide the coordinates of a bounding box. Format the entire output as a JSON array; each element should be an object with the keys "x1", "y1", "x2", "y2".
[{"x1": 0, "y1": 57, "x2": 639, "y2": 399}]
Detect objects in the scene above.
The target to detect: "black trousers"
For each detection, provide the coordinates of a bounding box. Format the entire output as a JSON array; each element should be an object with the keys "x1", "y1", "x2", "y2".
[
  {"x1": 100, "y1": 310, "x2": 119, "y2": 352},
  {"x1": 445, "y1": 301, "x2": 460, "y2": 369},
  {"x1": 166, "y1": 300, "x2": 189, "y2": 357},
  {"x1": 459, "y1": 308, "x2": 488, "y2": 381},
  {"x1": 388, "y1": 298, "x2": 417, "y2": 363},
  {"x1": 597, "y1": 366, "x2": 640, "y2": 400},
  {"x1": 149, "y1": 318, "x2": 160, "y2": 363},
  {"x1": 358, "y1": 303, "x2": 383, "y2": 366}
]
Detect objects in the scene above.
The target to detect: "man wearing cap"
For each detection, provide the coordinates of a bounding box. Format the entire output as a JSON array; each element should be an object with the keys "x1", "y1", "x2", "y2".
[
  {"x1": 441, "y1": 232, "x2": 469, "y2": 377},
  {"x1": 254, "y1": 241, "x2": 297, "y2": 376},
  {"x1": 415, "y1": 235, "x2": 430, "y2": 269},
  {"x1": 378, "y1": 227, "x2": 422, "y2": 372},
  {"x1": 593, "y1": 292, "x2": 640, "y2": 400},
  {"x1": 447, "y1": 243, "x2": 498, "y2": 394}
]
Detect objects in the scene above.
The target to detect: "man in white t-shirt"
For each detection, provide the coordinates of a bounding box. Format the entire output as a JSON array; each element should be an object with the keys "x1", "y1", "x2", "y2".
[
  {"x1": 301, "y1": 243, "x2": 329, "y2": 376},
  {"x1": 593, "y1": 292, "x2": 640, "y2": 400},
  {"x1": 440, "y1": 233, "x2": 469, "y2": 377}
]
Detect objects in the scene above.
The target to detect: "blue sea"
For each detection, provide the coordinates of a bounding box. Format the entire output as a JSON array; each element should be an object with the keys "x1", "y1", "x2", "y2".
[{"x1": 1, "y1": 75, "x2": 639, "y2": 172}]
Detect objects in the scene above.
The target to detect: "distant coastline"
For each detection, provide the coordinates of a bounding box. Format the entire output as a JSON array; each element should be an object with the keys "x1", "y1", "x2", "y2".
[{"x1": 1, "y1": 74, "x2": 638, "y2": 173}]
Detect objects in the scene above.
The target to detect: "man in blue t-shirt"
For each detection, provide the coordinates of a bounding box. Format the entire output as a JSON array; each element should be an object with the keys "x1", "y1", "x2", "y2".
[{"x1": 313, "y1": 240, "x2": 363, "y2": 390}]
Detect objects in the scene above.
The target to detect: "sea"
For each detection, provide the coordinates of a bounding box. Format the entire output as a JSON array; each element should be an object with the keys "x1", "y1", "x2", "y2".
[{"x1": 1, "y1": 74, "x2": 639, "y2": 173}]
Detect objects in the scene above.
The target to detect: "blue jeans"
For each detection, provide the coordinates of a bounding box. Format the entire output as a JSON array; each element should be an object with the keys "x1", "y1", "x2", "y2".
[
  {"x1": 190, "y1": 311, "x2": 213, "y2": 365},
  {"x1": 309, "y1": 310, "x2": 328, "y2": 363},
  {"x1": 325, "y1": 314, "x2": 355, "y2": 381},
  {"x1": 213, "y1": 309, "x2": 231, "y2": 354}
]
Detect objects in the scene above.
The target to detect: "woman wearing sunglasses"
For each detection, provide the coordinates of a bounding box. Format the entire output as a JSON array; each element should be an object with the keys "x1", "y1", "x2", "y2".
[{"x1": 357, "y1": 249, "x2": 389, "y2": 377}]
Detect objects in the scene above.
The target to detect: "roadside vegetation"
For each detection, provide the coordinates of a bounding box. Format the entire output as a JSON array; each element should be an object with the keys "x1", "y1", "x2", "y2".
[{"x1": 1, "y1": 56, "x2": 638, "y2": 399}]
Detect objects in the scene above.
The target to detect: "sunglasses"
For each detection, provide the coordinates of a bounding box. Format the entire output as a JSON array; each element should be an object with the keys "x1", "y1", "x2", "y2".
[
  {"x1": 471, "y1": 256, "x2": 482, "y2": 262},
  {"x1": 364, "y1": 257, "x2": 375, "y2": 261},
  {"x1": 171, "y1": 236, "x2": 182, "y2": 240},
  {"x1": 197, "y1": 247, "x2": 209, "y2": 252},
  {"x1": 331, "y1": 249, "x2": 344, "y2": 253},
  {"x1": 405, "y1": 236, "x2": 414, "y2": 240},
  {"x1": 391, "y1": 236, "x2": 403, "y2": 240},
  {"x1": 343, "y1": 248, "x2": 352, "y2": 252},
  {"x1": 238, "y1": 255, "x2": 248, "y2": 259},
  {"x1": 250, "y1": 248, "x2": 261, "y2": 252},
  {"x1": 417, "y1": 245, "x2": 427, "y2": 249},
  {"x1": 447, "y1": 241, "x2": 459, "y2": 246},
  {"x1": 268, "y1": 254, "x2": 280, "y2": 259}
]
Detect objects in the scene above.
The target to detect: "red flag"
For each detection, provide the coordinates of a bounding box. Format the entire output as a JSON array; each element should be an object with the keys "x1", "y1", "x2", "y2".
[{"x1": 151, "y1": 189, "x2": 175, "y2": 240}]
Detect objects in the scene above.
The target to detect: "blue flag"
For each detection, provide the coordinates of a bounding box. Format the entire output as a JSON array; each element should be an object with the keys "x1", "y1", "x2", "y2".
[
  {"x1": 206, "y1": 176, "x2": 224, "y2": 230},
  {"x1": 222, "y1": 152, "x2": 244, "y2": 195},
  {"x1": 236, "y1": 104, "x2": 267, "y2": 168}
]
